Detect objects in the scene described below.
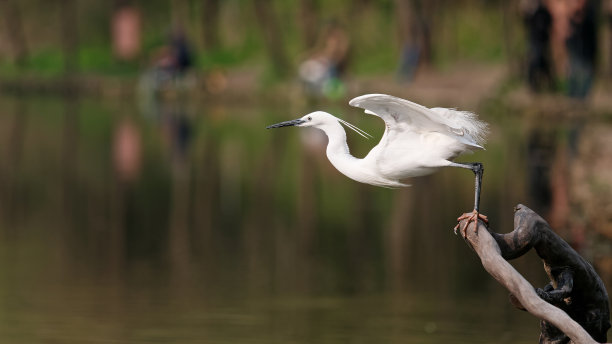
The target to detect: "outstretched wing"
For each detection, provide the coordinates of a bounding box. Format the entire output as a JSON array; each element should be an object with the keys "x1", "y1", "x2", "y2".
[
  {"x1": 349, "y1": 94, "x2": 487, "y2": 150},
  {"x1": 348, "y1": 94, "x2": 488, "y2": 179}
]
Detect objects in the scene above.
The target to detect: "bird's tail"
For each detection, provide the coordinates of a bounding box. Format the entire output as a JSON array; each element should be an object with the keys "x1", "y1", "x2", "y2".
[{"x1": 432, "y1": 107, "x2": 489, "y2": 148}]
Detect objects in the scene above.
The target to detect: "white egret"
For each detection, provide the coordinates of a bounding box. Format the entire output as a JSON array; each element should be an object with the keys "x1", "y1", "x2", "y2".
[{"x1": 267, "y1": 94, "x2": 489, "y2": 234}]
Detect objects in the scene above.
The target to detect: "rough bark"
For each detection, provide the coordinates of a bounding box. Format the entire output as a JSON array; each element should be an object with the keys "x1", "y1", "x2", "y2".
[{"x1": 458, "y1": 204, "x2": 610, "y2": 344}]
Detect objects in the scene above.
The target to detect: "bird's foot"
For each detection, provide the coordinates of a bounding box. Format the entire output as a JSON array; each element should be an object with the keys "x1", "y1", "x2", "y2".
[{"x1": 453, "y1": 209, "x2": 488, "y2": 238}]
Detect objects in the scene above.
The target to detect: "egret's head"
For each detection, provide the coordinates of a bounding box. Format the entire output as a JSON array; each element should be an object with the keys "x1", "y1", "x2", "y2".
[
  {"x1": 266, "y1": 111, "x2": 335, "y2": 130},
  {"x1": 266, "y1": 111, "x2": 372, "y2": 138}
]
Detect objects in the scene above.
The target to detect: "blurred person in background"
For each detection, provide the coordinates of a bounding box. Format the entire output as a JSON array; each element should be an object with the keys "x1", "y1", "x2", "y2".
[
  {"x1": 112, "y1": 0, "x2": 141, "y2": 61},
  {"x1": 298, "y1": 20, "x2": 350, "y2": 99},
  {"x1": 139, "y1": 25, "x2": 194, "y2": 96},
  {"x1": 150, "y1": 26, "x2": 193, "y2": 78},
  {"x1": 548, "y1": 0, "x2": 571, "y2": 83},
  {"x1": 169, "y1": 26, "x2": 193, "y2": 76},
  {"x1": 566, "y1": 0, "x2": 598, "y2": 99},
  {"x1": 522, "y1": 0, "x2": 556, "y2": 92},
  {"x1": 395, "y1": 0, "x2": 433, "y2": 83},
  {"x1": 397, "y1": 21, "x2": 424, "y2": 83}
]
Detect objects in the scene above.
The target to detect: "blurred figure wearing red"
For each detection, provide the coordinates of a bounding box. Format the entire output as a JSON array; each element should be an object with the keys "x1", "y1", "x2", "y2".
[{"x1": 112, "y1": 0, "x2": 141, "y2": 61}]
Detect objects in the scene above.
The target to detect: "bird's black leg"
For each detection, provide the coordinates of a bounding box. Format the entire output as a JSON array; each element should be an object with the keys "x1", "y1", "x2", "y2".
[
  {"x1": 451, "y1": 162, "x2": 484, "y2": 211},
  {"x1": 470, "y1": 162, "x2": 483, "y2": 212},
  {"x1": 452, "y1": 162, "x2": 488, "y2": 236}
]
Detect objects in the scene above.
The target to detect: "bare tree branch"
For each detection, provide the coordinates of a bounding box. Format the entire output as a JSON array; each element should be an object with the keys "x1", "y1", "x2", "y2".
[{"x1": 458, "y1": 204, "x2": 610, "y2": 344}]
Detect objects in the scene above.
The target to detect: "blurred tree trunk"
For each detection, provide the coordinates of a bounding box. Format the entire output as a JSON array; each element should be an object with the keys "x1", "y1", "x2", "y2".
[
  {"x1": 170, "y1": 0, "x2": 190, "y2": 28},
  {"x1": 501, "y1": 0, "x2": 521, "y2": 78},
  {"x1": 3, "y1": 0, "x2": 28, "y2": 68},
  {"x1": 2, "y1": 97, "x2": 28, "y2": 229},
  {"x1": 299, "y1": 0, "x2": 318, "y2": 49},
  {"x1": 395, "y1": 0, "x2": 413, "y2": 48},
  {"x1": 60, "y1": 96, "x2": 79, "y2": 264},
  {"x1": 606, "y1": 0, "x2": 612, "y2": 77},
  {"x1": 169, "y1": 166, "x2": 193, "y2": 282},
  {"x1": 387, "y1": 189, "x2": 414, "y2": 291},
  {"x1": 419, "y1": 0, "x2": 435, "y2": 65},
  {"x1": 59, "y1": 0, "x2": 79, "y2": 74},
  {"x1": 350, "y1": 0, "x2": 372, "y2": 14},
  {"x1": 201, "y1": 0, "x2": 221, "y2": 51},
  {"x1": 192, "y1": 138, "x2": 215, "y2": 256},
  {"x1": 252, "y1": 0, "x2": 289, "y2": 76}
]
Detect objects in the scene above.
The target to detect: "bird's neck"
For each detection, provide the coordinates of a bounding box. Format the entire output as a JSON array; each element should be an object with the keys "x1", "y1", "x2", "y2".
[
  {"x1": 320, "y1": 121, "x2": 394, "y2": 186},
  {"x1": 321, "y1": 122, "x2": 369, "y2": 181},
  {"x1": 323, "y1": 121, "x2": 354, "y2": 160}
]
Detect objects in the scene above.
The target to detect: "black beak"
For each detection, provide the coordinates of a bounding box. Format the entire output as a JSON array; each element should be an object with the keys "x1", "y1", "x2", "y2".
[{"x1": 266, "y1": 119, "x2": 305, "y2": 129}]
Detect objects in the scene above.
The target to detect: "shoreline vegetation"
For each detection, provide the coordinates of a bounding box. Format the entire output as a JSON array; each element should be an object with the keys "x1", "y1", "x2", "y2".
[
  {"x1": 2, "y1": 64, "x2": 612, "y2": 120},
  {"x1": 0, "y1": 2, "x2": 535, "y2": 102},
  {"x1": 1, "y1": 1, "x2": 611, "y2": 112}
]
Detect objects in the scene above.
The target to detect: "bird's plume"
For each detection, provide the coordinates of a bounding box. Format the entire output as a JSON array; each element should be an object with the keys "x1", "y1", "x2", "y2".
[{"x1": 337, "y1": 118, "x2": 373, "y2": 139}]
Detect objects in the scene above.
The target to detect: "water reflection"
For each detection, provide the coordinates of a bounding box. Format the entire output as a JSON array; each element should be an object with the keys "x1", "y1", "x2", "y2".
[
  {"x1": 0, "y1": 94, "x2": 611, "y2": 343},
  {"x1": 524, "y1": 111, "x2": 593, "y2": 251}
]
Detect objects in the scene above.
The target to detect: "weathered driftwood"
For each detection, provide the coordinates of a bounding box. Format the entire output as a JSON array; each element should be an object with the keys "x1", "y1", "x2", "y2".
[{"x1": 458, "y1": 204, "x2": 611, "y2": 344}]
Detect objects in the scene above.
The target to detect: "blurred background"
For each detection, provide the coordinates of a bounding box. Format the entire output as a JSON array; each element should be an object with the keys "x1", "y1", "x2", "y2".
[{"x1": 1, "y1": 0, "x2": 612, "y2": 343}]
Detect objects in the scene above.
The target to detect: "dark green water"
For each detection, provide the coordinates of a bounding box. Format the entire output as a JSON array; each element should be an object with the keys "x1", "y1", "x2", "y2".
[{"x1": 0, "y1": 93, "x2": 601, "y2": 343}]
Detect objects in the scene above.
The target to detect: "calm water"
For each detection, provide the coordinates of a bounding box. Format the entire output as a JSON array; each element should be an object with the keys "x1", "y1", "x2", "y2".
[{"x1": 0, "y1": 93, "x2": 607, "y2": 343}]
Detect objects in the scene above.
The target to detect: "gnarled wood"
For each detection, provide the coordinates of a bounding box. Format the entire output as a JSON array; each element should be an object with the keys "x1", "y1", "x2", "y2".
[{"x1": 458, "y1": 204, "x2": 610, "y2": 344}]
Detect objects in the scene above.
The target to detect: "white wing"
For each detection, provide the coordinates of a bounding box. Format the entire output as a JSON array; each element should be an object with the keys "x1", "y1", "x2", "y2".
[
  {"x1": 349, "y1": 94, "x2": 487, "y2": 148},
  {"x1": 348, "y1": 94, "x2": 488, "y2": 179}
]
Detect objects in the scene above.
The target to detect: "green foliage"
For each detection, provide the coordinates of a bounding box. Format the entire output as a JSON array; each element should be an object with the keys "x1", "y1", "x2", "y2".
[
  {"x1": 79, "y1": 46, "x2": 140, "y2": 76},
  {"x1": 0, "y1": 2, "x2": 515, "y2": 81},
  {"x1": 435, "y1": 5, "x2": 507, "y2": 66},
  {"x1": 196, "y1": 37, "x2": 261, "y2": 70},
  {"x1": 24, "y1": 50, "x2": 65, "y2": 77}
]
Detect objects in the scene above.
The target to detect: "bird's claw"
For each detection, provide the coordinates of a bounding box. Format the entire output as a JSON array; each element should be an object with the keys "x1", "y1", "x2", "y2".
[{"x1": 453, "y1": 210, "x2": 488, "y2": 238}]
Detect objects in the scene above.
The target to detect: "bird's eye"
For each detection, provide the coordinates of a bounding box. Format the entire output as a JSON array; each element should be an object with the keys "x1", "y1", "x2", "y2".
[{"x1": 307, "y1": 116, "x2": 312, "y2": 121}]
